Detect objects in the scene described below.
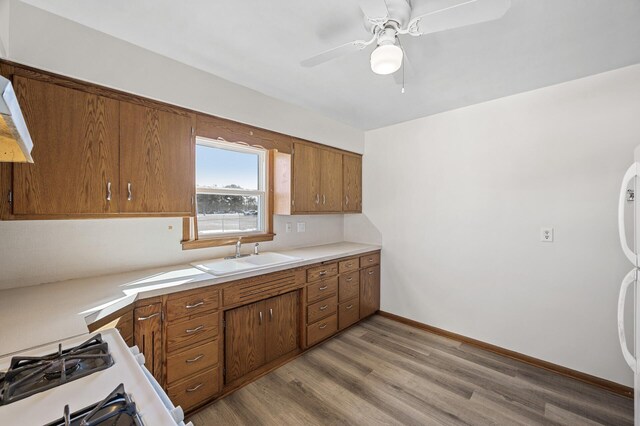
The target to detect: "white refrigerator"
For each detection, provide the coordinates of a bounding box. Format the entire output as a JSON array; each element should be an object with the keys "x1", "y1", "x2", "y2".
[{"x1": 618, "y1": 147, "x2": 640, "y2": 424}]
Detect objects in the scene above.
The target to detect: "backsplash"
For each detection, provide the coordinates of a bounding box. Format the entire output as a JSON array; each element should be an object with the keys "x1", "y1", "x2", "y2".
[{"x1": 0, "y1": 215, "x2": 345, "y2": 290}]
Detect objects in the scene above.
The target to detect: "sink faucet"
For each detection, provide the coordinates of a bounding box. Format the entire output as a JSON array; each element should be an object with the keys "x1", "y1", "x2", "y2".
[{"x1": 234, "y1": 237, "x2": 242, "y2": 258}]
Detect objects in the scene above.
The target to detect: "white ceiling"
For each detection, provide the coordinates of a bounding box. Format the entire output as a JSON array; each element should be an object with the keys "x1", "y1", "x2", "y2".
[{"x1": 19, "y1": 0, "x2": 640, "y2": 130}]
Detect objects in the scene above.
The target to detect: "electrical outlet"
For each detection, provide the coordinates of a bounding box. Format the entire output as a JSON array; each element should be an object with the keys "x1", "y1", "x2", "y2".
[
  {"x1": 540, "y1": 227, "x2": 554, "y2": 242},
  {"x1": 285, "y1": 222, "x2": 292, "y2": 233},
  {"x1": 297, "y1": 222, "x2": 306, "y2": 233}
]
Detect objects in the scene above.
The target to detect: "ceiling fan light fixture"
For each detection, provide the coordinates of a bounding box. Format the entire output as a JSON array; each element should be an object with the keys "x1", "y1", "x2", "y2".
[{"x1": 370, "y1": 43, "x2": 403, "y2": 75}]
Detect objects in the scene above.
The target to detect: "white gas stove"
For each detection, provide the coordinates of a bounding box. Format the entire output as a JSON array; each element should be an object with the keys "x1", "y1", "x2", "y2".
[{"x1": 0, "y1": 328, "x2": 191, "y2": 425}]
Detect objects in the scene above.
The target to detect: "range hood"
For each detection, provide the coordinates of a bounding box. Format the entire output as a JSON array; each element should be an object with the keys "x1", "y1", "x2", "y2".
[{"x1": 0, "y1": 75, "x2": 33, "y2": 163}]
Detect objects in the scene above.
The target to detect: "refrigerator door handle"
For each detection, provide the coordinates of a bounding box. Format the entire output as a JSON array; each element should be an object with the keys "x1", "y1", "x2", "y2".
[
  {"x1": 618, "y1": 163, "x2": 638, "y2": 266},
  {"x1": 618, "y1": 268, "x2": 637, "y2": 372}
]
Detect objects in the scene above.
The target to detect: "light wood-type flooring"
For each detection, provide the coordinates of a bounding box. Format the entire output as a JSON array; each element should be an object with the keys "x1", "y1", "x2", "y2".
[{"x1": 189, "y1": 315, "x2": 633, "y2": 425}]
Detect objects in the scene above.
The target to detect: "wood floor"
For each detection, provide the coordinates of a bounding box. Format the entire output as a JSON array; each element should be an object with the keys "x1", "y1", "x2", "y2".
[{"x1": 188, "y1": 315, "x2": 633, "y2": 426}]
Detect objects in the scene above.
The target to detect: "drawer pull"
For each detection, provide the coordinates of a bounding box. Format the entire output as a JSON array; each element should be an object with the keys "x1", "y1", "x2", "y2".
[
  {"x1": 186, "y1": 383, "x2": 204, "y2": 393},
  {"x1": 369, "y1": 271, "x2": 374, "y2": 275},
  {"x1": 319, "y1": 270, "x2": 327, "y2": 276},
  {"x1": 319, "y1": 323, "x2": 328, "y2": 329},
  {"x1": 185, "y1": 325, "x2": 204, "y2": 334},
  {"x1": 346, "y1": 304, "x2": 354, "y2": 309},
  {"x1": 185, "y1": 354, "x2": 204, "y2": 363},
  {"x1": 137, "y1": 312, "x2": 160, "y2": 321},
  {"x1": 319, "y1": 285, "x2": 328, "y2": 291},
  {"x1": 185, "y1": 301, "x2": 204, "y2": 309},
  {"x1": 347, "y1": 262, "x2": 353, "y2": 267},
  {"x1": 347, "y1": 277, "x2": 353, "y2": 282},
  {"x1": 319, "y1": 305, "x2": 328, "y2": 311},
  {"x1": 368, "y1": 258, "x2": 374, "y2": 263}
]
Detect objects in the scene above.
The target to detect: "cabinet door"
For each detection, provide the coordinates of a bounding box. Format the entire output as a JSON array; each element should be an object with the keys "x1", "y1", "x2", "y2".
[
  {"x1": 134, "y1": 303, "x2": 163, "y2": 384},
  {"x1": 119, "y1": 102, "x2": 194, "y2": 214},
  {"x1": 360, "y1": 265, "x2": 381, "y2": 319},
  {"x1": 265, "y1": 291, "x2": 299, "y2": 363},
  {"x1": 224, "y1": 300, "x2": 266, "y2": 383},
  {"x1": 292, "y1": 142, "x2": 320, "y2": 212},
  {"x1": 343, "y1": 155, "x2": 362, "y2": 213},
  {"x1": 12, "y1": 76, "x2": 120, "y2": 215},
  {"x1": 319, "y1": 149, "x2": 343, "y2": 212}
]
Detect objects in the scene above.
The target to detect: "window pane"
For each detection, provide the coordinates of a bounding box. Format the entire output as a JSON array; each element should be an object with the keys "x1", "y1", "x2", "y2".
[
  {"x1": 196, "y1": 144, "x2": 259, "y2": 190},
  {"x1": 197, "y1": 194, "x2": 261, "y2": 235}
]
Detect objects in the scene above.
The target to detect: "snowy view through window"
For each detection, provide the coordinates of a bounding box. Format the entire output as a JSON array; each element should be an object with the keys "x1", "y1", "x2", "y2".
[{"x1": 195, "y1": 141, "x2": 265, "y2": 236}]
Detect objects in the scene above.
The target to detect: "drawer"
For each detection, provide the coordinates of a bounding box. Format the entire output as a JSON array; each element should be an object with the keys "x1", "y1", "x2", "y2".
[
  {"x1": 307, "y1": 295, "x2": 337, "y2": 324},
  {"x1": 222, "y1": 270, "x2": 298, "y2": 307},
  {"x1": 338, "y1": 258, "x2": 359, "y2": 274},
  {"x1": 307, "y1": 276, "x2": 337, "y2": 303},
  {"x1": 338, "y1": 271, "x2": 359, "y2": 302},
  {"x1": 307, "y1": 314, "x2": 338, "y2": 347},
  {"x1": 167, "y1": 367, "x2": 219, "y2": 412},
  {"x1": 167, "y1": 312, "x2": 219, "y2": 353},
  {"x1": 339, "y1": 300, "x2": 359, "y2": 330},
  {"x1": 166, "y1": 340, "x2": 219, "y2": 384},
  {"x1": 167, "y1": 287, "x2": 219, "y2": 322},
  {"x1": 306, "y1": 263, "x2": 338, "y2": 282},
  {"x1": 360, "y1": 252, "x2": 380, "y2": 268}
]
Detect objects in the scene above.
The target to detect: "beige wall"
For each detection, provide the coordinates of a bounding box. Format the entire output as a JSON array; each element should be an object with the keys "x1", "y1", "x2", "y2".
[{"x1": 346, "y1": 64, "x2": 640, "y2": 386}]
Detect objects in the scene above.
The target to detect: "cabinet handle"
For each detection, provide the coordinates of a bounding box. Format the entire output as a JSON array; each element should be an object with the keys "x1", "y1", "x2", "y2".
[
  {"x1": 186, "y1": 383, "x2": 203, "y2": 393},
  {"x1": 185, "y1": 325, "x2": 204, "y2": 334},
  {"x1": 259, "y1": 311, "x2": 263, "y2": 325},
  {"x1": 269, "y1": 308, "x2": 273, "y2": 320},
  {"x1": 315, "y1": 194, "x2": 320, "y2": 204},
  {"x1": 369, "y1": 271, "x2": 374, "y2": 275},
  {"x1": 127, "y1": 182, "x2": 132, "y2": 201},
  {"x1": 322, "y1": 194, "x2": 326, "y2": 205},
  {"x1": 319, "y1": 305, "x2": 328, "y2": 311},
  {"x1": 345, "y1": 195, "x2": 349, "y2": 205},
  {"x1": 185, "y1": 301, "x2": 204, "y2": 309},
  {"x1": 137, "y1": 312, "x2": 160, "y2": 321},
  {"x1": 319, "y1": 285, "x2": 328, "y2": 291},
  {"x1": 346, "y1": 262, "x2": 353, "y2": 267},
  {"x1": 185, "y1": 354, "x2": 204, "y2": 363},
  {"x1": 319, "y1": 323, "x2": 328, "y2": 329},
  {"x1": 106, "y1": 181, "x2": 111, "y2": 201},
  {"x1": 319, "y1": 270, "x2": 327, "y2": 276},
  {"x1": 346, "y1": 304, "x2": 354, "y2": 309}
]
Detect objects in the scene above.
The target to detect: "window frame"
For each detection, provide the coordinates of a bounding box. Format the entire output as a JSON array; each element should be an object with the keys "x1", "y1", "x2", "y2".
[{"x1": 181, "y1": 137, "x2": 275, "y2": 250}]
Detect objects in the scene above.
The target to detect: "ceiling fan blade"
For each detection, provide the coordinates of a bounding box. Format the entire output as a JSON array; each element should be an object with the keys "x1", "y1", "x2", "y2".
[
  {"x1": 407, "y1": 0, "x2": 511, "y2": 36},
  {"x1": 359, "y1": 0, "x2": 390, "y2": 24},
  {"x1": 301, "y1": 36, "x2": 376, "y2": 68}
]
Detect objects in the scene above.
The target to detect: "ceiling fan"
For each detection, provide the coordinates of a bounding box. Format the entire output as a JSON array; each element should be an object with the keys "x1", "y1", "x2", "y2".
[{"x1": 301, "y1": 0, "x2": 512, "y2": 79}]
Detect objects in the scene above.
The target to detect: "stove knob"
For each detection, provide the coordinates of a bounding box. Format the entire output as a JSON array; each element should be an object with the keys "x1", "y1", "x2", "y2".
[
  {"x1": 130, "y1": 345, "x2": 141, "y2": 356},
  {"x1": 170, "y1": 406, "x2": 184, "y2": 423},
  {"x1": 134, "y1": 353, "x2": 146, "y2": 366},
  {"x1": 184, "y1": 423, "x2": 194, "y2": 426}
]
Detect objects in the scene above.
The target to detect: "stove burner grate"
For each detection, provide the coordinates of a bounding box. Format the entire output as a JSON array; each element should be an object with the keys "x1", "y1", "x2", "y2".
[{"x1": 0, "y1": 333, "x2": 114, "y2": 405}]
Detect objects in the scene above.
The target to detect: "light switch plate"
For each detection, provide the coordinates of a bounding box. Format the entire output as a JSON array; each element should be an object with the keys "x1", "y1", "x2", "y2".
[
  {"x1": 285, "y1": 222, "x2": 292, "y2": 233},
  {"x1": 297, "y1": 222, "x2": 306, "y2": 233},
  {"x1": 540, "y1": 227, "x2": 554, "y2": 242}
]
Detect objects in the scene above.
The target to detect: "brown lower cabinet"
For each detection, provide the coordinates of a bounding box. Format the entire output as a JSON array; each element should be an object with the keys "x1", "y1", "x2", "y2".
[
  {"x1": 224, "y1": 291, "x2": 299, "y2": 383},
  {"x1": 133, "y1": 303, "x2": 163, "y2": 384},
  {"x1": 111, "y1": 250, "x2": 379, "y2": 413}
]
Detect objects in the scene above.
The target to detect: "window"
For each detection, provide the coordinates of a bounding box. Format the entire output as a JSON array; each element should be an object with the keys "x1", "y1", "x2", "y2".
[{"x1": 182, "y1": 137, "x2": 274, "y2": 248}]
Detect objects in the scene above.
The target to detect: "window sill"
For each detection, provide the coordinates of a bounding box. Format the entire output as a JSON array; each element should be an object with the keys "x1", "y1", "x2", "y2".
[{"x1": 181, "y1": 233, "x2": 276, "y2": 250}]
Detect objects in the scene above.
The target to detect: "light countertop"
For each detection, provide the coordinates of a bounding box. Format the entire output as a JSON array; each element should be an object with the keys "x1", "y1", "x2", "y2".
[{"x1": 0, "y1": 242, "x2": 380, "y2": 356}]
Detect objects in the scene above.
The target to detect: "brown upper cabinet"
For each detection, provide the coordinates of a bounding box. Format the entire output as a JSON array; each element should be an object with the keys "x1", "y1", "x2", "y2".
[
  {"x1": 6, "y1": 76, "x2": 194, "y2": 218},
  {"x1": 12, "y1": 76, "x2": 121, "y2": 216},
  {"x1": 274, "y1": 139, "x2": 360, "y2": 214},
  {"x1": 343, "y1": 154, "x2": 362, "y2": 213},
  {"x1": 119, "y1": 102, "x2": 194, "y2": 215}
]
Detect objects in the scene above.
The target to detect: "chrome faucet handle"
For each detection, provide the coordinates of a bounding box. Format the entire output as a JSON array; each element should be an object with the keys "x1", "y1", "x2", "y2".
[{"x1": 254, "y1": 243, "x2": 259, "y2": 255}]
